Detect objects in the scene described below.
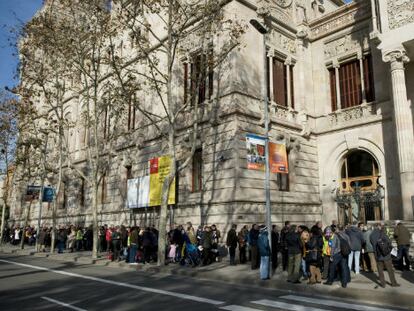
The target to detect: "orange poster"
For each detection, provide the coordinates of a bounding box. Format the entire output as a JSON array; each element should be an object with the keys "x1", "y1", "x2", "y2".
[{"x1": 269, "y1": 141, "x2": 289, "y2": 174}]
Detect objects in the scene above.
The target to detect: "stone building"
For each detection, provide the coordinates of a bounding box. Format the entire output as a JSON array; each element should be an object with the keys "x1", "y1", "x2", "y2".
[{"x1": 9, "y1": 0, "x2": 414, "y2": 233}]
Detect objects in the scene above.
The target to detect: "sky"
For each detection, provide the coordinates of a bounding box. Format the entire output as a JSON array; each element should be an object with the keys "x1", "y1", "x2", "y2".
[
  {"x1": 0, "y1": 0, "x2": 43, "y2": 91},
  {"x1": 0, "y1": 0, "x2": 354, "y2": 92}
]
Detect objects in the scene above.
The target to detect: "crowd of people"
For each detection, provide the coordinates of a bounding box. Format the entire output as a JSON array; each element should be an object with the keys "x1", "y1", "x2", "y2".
[
  {"x1": 1, "y1": 220, "x2": 412, "y2": 288},
  {"x1": 231, "y1": 220, "x2": 412, "y2": 288}
]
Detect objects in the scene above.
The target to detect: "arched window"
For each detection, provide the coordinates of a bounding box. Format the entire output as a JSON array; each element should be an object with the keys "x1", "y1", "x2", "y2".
[{"x1": 340, "y1": 150, "x2": 379, "y2": 192}]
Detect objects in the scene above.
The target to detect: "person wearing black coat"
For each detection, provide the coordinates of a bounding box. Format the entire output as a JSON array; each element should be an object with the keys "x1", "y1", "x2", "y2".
[
  {"x1": 226, "y1": 224, "x2": 238, "y2": 265},
  {"x1": 305, "y1": 227, "x2": 323, "y2": 284},
  {"x1": 271, "y1": 225, "x2": 280, "y2": 272},
  {"x1": 286, "y1": 225, "x2": 302, "y2": 283},
  {"x1": 249, "y1": 224, "x2": 260, "y2": 270},
  {"x1": 370, "y1": 223, "x2": 399, "y2": 288},
  {"x1": 280, "y1": 221, "x2": 291, "y2": 271}
]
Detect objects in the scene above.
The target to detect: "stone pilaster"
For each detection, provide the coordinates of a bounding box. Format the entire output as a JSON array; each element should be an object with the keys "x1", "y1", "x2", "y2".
[{"x1": 383, "y1": 48, "x2": 414, "y2": 220}]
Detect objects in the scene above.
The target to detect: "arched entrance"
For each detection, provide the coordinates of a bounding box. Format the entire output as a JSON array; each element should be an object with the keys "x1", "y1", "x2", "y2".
[{"x1": 335, "y1": 150, "x2": 383, "y2": 225}]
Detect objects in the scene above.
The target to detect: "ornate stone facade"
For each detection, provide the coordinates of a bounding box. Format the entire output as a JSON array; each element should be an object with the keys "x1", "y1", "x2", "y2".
[
  {"x1": 10, "y1": 0, "x2": 414, "y2": 233},
  {"x1": 387, "y1": 0, "x2": 414, "y2": 30}
]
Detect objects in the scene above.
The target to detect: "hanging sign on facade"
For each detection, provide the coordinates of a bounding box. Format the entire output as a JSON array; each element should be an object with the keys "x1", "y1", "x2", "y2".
[
  {"x1": 127, "y1": 176, "x2": 150, "y2": 209},
  {"x1": 269, "y1": 139, "x2": 289, "y2": 174},
  {"x1": 246, "y1": 134, "x2": 289, "y2": 173},
  {"x1": 149, "y1": 156, "x2": 176, "y2": 206},
  {"x1": 246, "y1": 134, "x2": 266, "y2": 171},
  {"x1": 127, "y1": 155, "x2": 175, "y2": 208}
]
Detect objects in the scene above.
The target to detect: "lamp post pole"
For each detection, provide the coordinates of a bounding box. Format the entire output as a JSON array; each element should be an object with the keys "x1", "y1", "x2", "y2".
[{"x1": 250, "y1": 18, "x2": 272, "y2": 260}]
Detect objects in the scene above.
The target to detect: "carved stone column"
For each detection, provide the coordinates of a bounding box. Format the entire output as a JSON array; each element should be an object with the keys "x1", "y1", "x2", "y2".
[
  {"x1": 333, "y1": 59, "x2": 342, "y2": 110},
  {"x1": 383, "y1": 48, "x2": 414, "y2": 220},
  {"x1": 285, "y1": 56, "x2": 293, "y2": 109},
  {"x1": 358, "y1": 50, "x2": 367, "y2": 104},
  {"x1": 267, "y1": 50, "x2": 274, "y2": 103},
  {"x1": 296, "y1": 29, "x2": 308, "y2": 112}
]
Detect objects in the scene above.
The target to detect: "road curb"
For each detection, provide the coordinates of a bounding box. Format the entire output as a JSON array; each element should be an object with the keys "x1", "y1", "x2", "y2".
[{"x1": 1, "y1": 250, "x2": 413, "y2": 310}]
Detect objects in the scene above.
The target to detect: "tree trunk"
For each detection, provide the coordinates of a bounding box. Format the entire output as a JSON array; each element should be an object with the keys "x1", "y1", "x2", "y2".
[
  {"x1": 20, "y1": 201, "x2": 32, "y2": 250},
  {"x1": 0, "y1": 200, "x2": 6, "y2": 245},
  {"x1": 92, "y1": 186, "x2": 99, "y2": 259}
]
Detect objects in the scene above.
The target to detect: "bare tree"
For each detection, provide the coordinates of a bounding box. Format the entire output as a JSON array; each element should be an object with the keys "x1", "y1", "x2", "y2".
[
  {"x1": 0, "y1": 92, "x2": 19, "y2": 244},
  {"x1": 111, "y1": 0, "x2": 245, "y2": 265}
]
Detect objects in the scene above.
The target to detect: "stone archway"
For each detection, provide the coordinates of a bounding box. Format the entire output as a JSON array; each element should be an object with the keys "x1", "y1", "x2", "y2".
[
  {"x1": 336, "y1": 150, "x2": 382, "y2": 224},
  {"x1": 320, "y1": 137, "x2": 388, "y2": 225}
]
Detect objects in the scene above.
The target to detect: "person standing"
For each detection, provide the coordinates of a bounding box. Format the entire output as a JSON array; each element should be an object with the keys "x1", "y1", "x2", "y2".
[
  {"x1": 238, "y1": 225, "x2": 248, "y2": 264},
  {"x1": 322, "y1": 227, "x2": 333, "y2": 280},
  {"x1": 249, "y1": 224, "x2": 260, "y2": 270},
  {"x1": 280, "y1": 221, "x2": 290, "y2": 271},
  {"x1": 362, "y1": 225, "x2": 377, "y2": 272},
  {"x1": 226, "y1": 224, "x2": 238, "y2": 265},
  {"x1": 394, "y1": 221, "x2": 411, "y2": 271},
  {"x1": 306, "y1": 226, "x2": 323, "y2": 284},
  {"x1": 286, "y1": 225, "x2": 302, "y2": 283},
  {"x1": 111, "y1": 226, "x2": 122, "y2": 261},
  {"x1": 271, "y1": 225, "x2": 280, "y2": 272},
  {"x1": 129, "y1": 227, "x2": 139, "y2": 264},
  {"x1": 202, "y1": 226, "x2": 213, "y2": 265},
  {"x1": 258, "y1": 226, "x2": 271, "y2": 280},
  {"x1": 324, "y1": 226, "x2": 350, "y2": 288},
  {"x1": 370, "y1": 223, "x2": 400, "y2": 288},
  {"x1": 346, "y1": 222, "x2": 365, "y2": 274}
]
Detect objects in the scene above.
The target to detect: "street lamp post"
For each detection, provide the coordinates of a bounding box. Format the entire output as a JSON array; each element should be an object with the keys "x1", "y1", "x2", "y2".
[{"x1": 250, "y1": 19, "x2": 272, "y2": 257}]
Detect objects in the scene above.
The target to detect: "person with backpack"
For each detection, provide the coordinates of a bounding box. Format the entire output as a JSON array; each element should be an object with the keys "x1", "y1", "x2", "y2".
[
  {"x1": 370, "y1": 223, "x2": 400, "y2": 288},
  {"x1": 324, "y1": 225, "x2": 350, "y2": 288}
]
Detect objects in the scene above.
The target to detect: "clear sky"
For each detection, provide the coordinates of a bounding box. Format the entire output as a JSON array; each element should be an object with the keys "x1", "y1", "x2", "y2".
[{"x1": 0, "y1": 0, "x2": 43, "y2": 91}]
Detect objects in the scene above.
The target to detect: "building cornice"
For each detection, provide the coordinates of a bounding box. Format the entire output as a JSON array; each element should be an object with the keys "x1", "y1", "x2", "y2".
[{"x1": 309, "y1": 0, "x2": 371, "y2": 41}]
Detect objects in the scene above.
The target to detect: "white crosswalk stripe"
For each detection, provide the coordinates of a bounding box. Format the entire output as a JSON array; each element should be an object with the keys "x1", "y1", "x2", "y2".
[
  {"x1": 279, "y1": 295, "x2": 401, "y2": 311},
  {"x1": 220, "y1": 305, "x2": 263, "y2": 311},
  {"x1": 251, "y1": 299, "x2": 329, "y2": 311}
]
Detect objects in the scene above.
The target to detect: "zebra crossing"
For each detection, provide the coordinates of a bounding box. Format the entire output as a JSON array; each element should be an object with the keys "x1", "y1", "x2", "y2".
[{"x1": 219, "y1": 295, "x2": 406, "y2": 311}]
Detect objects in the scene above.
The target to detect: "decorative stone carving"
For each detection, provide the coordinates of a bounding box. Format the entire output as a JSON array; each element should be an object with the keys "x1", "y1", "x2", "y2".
[
  {"x1": 311, "y1": 4, "x2": 370, "y2": 39},
  {"x1": 382, "y1": 49, "x2": 410, "y2": 68},
  {"x1": 295, "y1": 0, "x2": 308, "y2": 24},
  {"x1": 328, "y1": 103, "x2": 377, "y2": 127},
  {"x1": 275, "y1": 0, "x2": 293, "y2": 8},
  {"x1": 269, "y1": 31, "x2": 297, "y2": 54},
  {"x1": 324, "y1": 30, "x2": 370, "y2": 59},
  {"x1": 257, "y1": 0, "x2": 294, "y2": 27},
  {"x1": 387, "y1": 0, "x2": 414, "y2": 30}
]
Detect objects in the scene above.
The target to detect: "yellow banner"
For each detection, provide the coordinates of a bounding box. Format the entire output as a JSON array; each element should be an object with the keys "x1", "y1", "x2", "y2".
[{"x1": 149, "y1": 156, "x2": 176, "y2": 206}]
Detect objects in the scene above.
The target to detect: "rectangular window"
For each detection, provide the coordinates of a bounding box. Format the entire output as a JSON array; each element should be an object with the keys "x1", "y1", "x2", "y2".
[
  {"x1": 329, "y1": 69, "x2": 337, "y2": 112},
  {"x1": 192, "y1": 149, "x2": 203, "y2": 192},
  {"x1": 330, "y1": 55, "x2": 375, "y2": 112},
  {"x1": 277, "y1": 173, "x2": 289, "y2": 191},
  {"x1": 127, "y1": 94, "x2": 136, "y2": 131},
  {"x1": 100, "y1": 173, "x2": 107, "y2": 204},
  {"x1": 79, "y1": 178, "x2": 85, "y2": 208},
  {"x1": 103, "y1": 106, "x2": 110, "y2": 140},
  {"x1": 267, "y1": 58, "x2": 294, "y2": 108},
  {"x1": 363, "y1": 55, "x2": 375, "y2": 103},
  {"x1": 186, "y1": 50, "x2": 213, "y2": 106}
]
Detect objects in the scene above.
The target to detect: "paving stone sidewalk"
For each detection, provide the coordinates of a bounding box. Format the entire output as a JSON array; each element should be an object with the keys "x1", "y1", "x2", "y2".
[{"x1": 1, "y1": 244, "x2": 414, "y2": 309}]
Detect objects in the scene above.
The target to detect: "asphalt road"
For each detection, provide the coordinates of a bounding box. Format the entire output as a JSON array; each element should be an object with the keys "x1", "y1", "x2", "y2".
[{"x1": 0, "y1": 254, "x2": 411, "y2": 311}]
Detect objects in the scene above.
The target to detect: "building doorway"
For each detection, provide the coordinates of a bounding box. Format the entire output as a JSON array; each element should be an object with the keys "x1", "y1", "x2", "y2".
[{"x1": 335, "y1": 150, "x2": 383, "y2": 225}]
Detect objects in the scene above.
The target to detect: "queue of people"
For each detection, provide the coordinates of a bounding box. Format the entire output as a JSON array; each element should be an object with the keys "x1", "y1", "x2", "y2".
[{"x1": 2, "y1": 219, "x2": 412, "y2": 288}]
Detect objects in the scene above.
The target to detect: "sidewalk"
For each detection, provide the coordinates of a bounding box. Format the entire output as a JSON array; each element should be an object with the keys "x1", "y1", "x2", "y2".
[{"x1": 1, "y1": 244, "x2": 414, "y2": 310}]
